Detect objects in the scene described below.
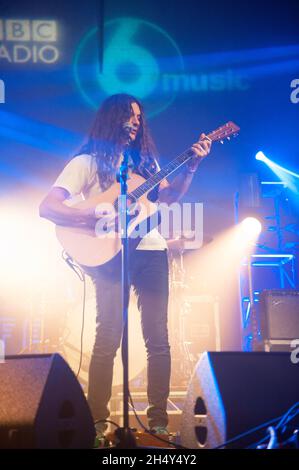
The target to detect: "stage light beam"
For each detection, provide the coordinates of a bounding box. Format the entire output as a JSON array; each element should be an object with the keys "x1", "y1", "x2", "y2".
[{"x1": 255, "y1": 150, "x2": 299, "y2": 194}]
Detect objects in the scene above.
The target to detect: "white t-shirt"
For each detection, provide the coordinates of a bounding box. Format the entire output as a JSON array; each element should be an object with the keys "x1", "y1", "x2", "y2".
[{"x1": 53, "y1": 153, "x2": 167, "y2": 250}]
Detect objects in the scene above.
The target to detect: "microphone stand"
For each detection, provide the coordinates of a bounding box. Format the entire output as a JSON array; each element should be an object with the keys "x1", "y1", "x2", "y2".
[{"x1": 115, "y1": 138, "x2": 137, "y2": 448}]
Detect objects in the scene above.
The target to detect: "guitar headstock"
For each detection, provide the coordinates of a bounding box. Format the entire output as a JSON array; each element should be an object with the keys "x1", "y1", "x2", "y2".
[{"x1": 207, "y1": 121, "x2": 240, "y2": 144}]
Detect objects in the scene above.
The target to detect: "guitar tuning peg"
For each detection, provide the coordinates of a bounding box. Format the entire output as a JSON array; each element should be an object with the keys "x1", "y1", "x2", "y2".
[
  {"x1": 220, "y1": 140, "x2": 224, "y2": 144},
  {"x1": 227, "y1": 136, "x2": 231, "y2": 140}
]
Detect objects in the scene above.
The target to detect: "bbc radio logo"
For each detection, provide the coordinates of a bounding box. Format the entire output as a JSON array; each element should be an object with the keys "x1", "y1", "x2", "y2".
[
  {"x1": 0, "y1": 19, "x2": 59, "y2": 64},
  {"x1": 0, "y1": 19, "x2": 57, "y2": 41}
]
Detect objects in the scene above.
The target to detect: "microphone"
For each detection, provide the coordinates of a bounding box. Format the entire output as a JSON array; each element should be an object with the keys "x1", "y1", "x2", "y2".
[
  {"x1": 122, "y1": 122, "x2": 137, "y2": 134},
  {"x1": 122, "y1": 122, "x2": 138, "y2": 147}
]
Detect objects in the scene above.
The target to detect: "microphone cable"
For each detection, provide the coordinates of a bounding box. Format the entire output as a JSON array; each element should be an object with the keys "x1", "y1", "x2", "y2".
[{"x1": 61, "y1": 250, "x2": 86, "y2": 379}]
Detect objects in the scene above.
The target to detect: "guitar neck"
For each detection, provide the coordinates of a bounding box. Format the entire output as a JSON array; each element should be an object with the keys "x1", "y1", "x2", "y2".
[
  {"x1": 130, "y1": 147, "x2": 197, "y2": 200},
  {"x1": 129, "y1": 121, "x2": 240, "y2": 200}
]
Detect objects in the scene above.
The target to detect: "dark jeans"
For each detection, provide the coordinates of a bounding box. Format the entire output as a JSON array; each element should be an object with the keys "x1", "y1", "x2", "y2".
[{"x1": 87, "y1": 249, "x2": 170, "y2": 429}]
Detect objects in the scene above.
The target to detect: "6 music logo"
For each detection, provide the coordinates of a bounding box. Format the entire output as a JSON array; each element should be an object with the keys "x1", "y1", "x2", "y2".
[{"x1": 73, "y1": 17, "x2": 184, "y2": 117}]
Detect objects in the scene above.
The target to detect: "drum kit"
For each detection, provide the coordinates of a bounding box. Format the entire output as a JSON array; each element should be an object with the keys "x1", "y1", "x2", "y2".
[{"x1": 167, "y1": 235, "x2": 204, "y2": 386}]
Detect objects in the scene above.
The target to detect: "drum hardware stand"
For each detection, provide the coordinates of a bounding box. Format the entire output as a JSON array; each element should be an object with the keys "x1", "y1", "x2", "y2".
[{"x1": 169, "y1": 245, "x2": 195, "y2": 386}]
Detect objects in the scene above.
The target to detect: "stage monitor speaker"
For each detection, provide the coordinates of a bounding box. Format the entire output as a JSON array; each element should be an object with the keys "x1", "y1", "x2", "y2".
[
  {"x1": 260, "y1": 289, "x2": 299, "y2": 341},
  {"x1": 0, "y1": 353, "x2": 95, "y2": 448},
  {"x1": 180, "y1": 352, "x2": 299, "y2": 449}
]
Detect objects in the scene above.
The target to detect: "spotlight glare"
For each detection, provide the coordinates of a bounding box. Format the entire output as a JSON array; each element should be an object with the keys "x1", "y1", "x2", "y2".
[
  {"x1": 255, "y1": 151, "x2": 266, "y2": 161},
  {"x1": 241, "y1": 217, "x2": 262, "y2": 238}
]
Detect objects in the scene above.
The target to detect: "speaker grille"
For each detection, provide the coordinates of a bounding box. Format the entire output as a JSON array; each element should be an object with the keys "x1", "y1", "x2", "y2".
[{"x1": 0, "y1": 354, "x2": 95, "y2": 448}]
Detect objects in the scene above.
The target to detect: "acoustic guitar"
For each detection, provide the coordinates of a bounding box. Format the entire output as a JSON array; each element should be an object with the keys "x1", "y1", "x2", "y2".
[{"x1": 56, "y1": 122, "x2": 240, "y2": 269}]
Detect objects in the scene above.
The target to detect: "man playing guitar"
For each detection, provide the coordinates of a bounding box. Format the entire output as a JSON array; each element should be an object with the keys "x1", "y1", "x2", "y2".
[{"x1": 39, "y1": 93, "x2": 212, "y2": 442}]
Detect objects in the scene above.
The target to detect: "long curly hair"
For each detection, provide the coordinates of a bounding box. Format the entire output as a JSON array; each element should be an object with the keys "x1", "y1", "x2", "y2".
[{"x1": 78, "y1": 94, "x2": 159, "y2": 191}]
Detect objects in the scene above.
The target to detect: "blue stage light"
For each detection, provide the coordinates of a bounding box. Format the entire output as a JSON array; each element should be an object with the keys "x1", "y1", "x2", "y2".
[
  {"x1": 255, "y1": 151, "x2": 299, "y2": 194},
  {"x1": 255, "y1": 151, "x2": 266, "y2": 162}
]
